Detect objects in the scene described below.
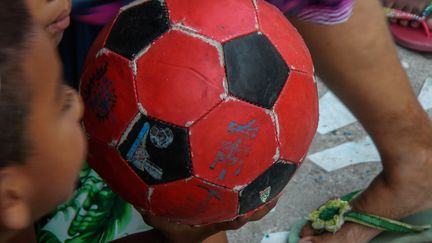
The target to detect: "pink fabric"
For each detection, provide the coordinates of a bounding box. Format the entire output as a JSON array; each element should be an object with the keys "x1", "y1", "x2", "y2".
[
  {"x1": 267, "y1": 0, "x2": 354, "y2": 24},
  {"x1": 73, "y1": 3, "x2": 123, "y2": 25},
  {"x1": 73, "y1": 0, "x2": 355, "y2": 26}
]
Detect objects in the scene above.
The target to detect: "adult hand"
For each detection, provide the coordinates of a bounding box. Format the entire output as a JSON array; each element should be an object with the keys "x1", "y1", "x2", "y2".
[{"x1": 138, "y1": 197, "x2": 279, "y2": 243}]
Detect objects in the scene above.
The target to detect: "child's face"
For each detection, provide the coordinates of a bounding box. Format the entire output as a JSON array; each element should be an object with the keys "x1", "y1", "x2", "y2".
[
  {"x1": 27, "y1": 0, "x2": 72, "y2": 44},
  {"x1": 22, "y1": 26, "x2": 86, "y2": 220}
]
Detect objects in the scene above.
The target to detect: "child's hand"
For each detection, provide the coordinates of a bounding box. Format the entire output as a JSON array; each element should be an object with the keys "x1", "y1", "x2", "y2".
[{"x1": 138, "y1": 198, "x2": 278, "y2": 243}]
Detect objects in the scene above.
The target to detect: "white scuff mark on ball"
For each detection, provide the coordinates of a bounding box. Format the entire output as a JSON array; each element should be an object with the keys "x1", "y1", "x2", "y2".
[
  {"x1": 273, "y1": 147, "x2": 280, "y2": 162},
  {"x1": 252, "y1": 0, "x2": 258, "y2": 9},
  {"x1": 278, "y1": 160, "x2": 295, "y2": 165},
  {"x1": 222, "y1": 78, "x2": 229, "y2": 94},
  {"x1": 299, "y1": 154, "x2": 306, "y2": 163},
  {"x1": 132, "y1": 44, "x2": 152, "y2": 63},
  {"x1": 312, "y1": 75, "x2": 318, "y2": 84},
  {"x1": 147, "y1": 187, "x2": 154, "y2": 201},
  {"x1": 185, "y1": 121, "x2": 194, "y2": 127},
  {"x1": 138, "y1": 103, "x2": 148, "y2": 116},
  {"x1": 255, "y1": 21, "x2": 260, "y2": 31},
  {"x1": 189, "y1": 149, "x2": 194, "y2": 161},
  {"x1": 172, "y1": 23, "x2": 200, "y2": 35},
  {"x1": 222, "y1": 78, "x2": 228, "y2": 91},
  {"x1": 215, "y1": 43, "x2": 225, "y2": 68},
  {"x1": 199, "y1": 178, "x2": 225, "y2": 188},
  {"x1": 219, "y1": 92, "x2": 229, "y2": 101},
  {"x1": 120, "y1": 0, "x2": 151, "y2": 12},
  {"x1": 130, "y1": 60, "x2": 138, "y2": 77},
  {"x1": 96, "y1": 48, "x2": 109, "y2": 58},
  {"x1": 172, "y1": 24, "x2": 225, "y2": 67},
  {"x1": 251, "y1": 0, "x2": 260, "y2": 30},
  {"x1": 118, "y1": 113, "x2": 142, "y2": 145},
  {"x1": 233, "y1": 184, "x2": 247, "y2": 192},
  {"x1": 109, "y1": 139, "x2": 118, "y2": 147},
  {"x1": 265, "y1": 109, "x2": 280, "y2": 140},
  {"x1": 223, "y1": 96, "x2": 240, "y2": 103}
]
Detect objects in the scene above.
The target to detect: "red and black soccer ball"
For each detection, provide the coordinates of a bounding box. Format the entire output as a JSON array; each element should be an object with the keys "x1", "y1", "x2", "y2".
[{"x1": 80, "y1": 0, "x2": 318, "y2": 225}]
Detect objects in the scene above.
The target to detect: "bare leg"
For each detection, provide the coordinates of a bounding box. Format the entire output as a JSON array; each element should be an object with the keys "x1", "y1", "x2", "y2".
[{"x1": 288, "y1": 0, "x2": 432, "y2": 242}]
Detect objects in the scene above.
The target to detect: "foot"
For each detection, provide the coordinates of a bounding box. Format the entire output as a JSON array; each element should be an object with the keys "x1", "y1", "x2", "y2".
[
  {"x1": 299, "y1": 145, "x2": 432, "y2": 243},
  {"x1": 382, "y1": 0, "x2": 432, "y2": 30}
]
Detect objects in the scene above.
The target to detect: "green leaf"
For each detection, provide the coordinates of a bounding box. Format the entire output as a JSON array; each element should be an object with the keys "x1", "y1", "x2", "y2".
[{"x1": 345, "y1": 212, "x2": 431, "y2": 233}]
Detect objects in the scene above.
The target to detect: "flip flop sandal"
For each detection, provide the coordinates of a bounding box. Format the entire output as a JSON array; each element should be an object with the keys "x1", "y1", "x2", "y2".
[
  {"x1": 288, "y1": 190, "x2": 432, "y2": 243},
  {"x1": 384, "y1": 3, "x2": 432, "y2": 52}
]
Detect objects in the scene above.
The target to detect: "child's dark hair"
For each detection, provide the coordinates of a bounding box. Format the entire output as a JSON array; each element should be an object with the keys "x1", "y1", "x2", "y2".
[{"x1": 0, "y1": 0, "x2": 33, "y2": 167}]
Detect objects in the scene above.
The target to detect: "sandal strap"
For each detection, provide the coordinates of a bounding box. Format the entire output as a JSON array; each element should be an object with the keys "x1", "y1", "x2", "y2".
[
  {"x1": 384, "y1": 5, "x2": 431, "y2": 37},
  {"x1": 306, "y1": 190, "x2": 432, "y2": 234},
  {"x1": 345, "y1": 211, "x2": 431, "y2": 233},
  {"x1": 421, "y1": 2, "x2": 432, "y2": 36},
  {"x1": 422, "y1": 2, "x2": 432, "y2": 18}
]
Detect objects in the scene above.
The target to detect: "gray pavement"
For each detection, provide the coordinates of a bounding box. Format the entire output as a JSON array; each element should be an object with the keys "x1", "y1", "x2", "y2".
[{"x1": 227, "y1": 47, "x2": 432, "y2": 243}]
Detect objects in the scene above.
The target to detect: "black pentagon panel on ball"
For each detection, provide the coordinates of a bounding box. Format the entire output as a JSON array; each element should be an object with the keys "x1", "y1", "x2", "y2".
[
  {"x1": 117, "y1": 114, "x2": 192, "y2": 185},
  {"x1": 105, "y1": 0, "x2": 169, "y2": 60},
  {"x1": 238, "y1": 161, "x2": 297, "y2": 215},
  {"x1": 224, "y1": 33, "x2": 289, "y2": 109}
]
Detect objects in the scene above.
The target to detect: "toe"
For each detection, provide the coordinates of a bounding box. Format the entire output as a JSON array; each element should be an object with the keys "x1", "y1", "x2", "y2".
[
  {"x1": 298, "y1": 236, "x2": 314, "y2": 243},
  {"x1": 300, "y1": 224, "x2": 315, "y2": 237},
  {"x1": 399, "y1": 19, "x2": 409, "y2": 26},
  {"x1": 300, "y1": 223, "x2": 380, "y2": 243},
  {"x1": 427, "y1": 17, "x2": 432, "y2": 30},
  {"x1": 410, "y1": 20, "x2": 420, "y2": 28}
]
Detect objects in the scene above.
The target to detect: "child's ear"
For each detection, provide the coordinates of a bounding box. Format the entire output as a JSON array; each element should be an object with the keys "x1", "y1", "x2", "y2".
[{"x1": 0, "y1": 167, "x2": 32, "y2": 231}]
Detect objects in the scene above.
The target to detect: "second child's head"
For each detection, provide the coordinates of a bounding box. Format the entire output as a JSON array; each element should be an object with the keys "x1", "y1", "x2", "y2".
[
  {"x1": 0, "y1": 0, "x2": 85, "y2": 241},
  {"x1": 27, "y1": 0, "x2": 72, "y2": 44}
]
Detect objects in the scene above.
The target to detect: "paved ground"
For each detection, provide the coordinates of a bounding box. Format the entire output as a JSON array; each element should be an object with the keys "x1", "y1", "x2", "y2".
[{"x1": 227, "y1": 47, "x2": 432, "y2": 242}]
